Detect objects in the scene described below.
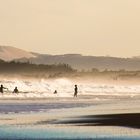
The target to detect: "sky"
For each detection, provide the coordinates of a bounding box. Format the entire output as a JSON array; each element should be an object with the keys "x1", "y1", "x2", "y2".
[{"x1": 0, "y1": 0, "x2": 140, "y2": 57}]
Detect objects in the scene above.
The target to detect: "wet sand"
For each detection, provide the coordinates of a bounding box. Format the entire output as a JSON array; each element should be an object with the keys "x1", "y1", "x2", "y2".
[
  {"x1": 0, "y1": 95, "x2": 139, "y2": 139},
  {"x1": 54, "y1": 113, "x2": 140, "y2": 129}
]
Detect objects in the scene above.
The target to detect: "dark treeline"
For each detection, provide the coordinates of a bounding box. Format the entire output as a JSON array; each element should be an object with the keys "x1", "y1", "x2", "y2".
[
  {"x1": 0, "y1": 59, "x2": 140, "y2": 79},
  {"x1": 78, "y1": 67, "x2": 140, "y2": 80},
  {"x1": 0, "y1": 60, "x2": 75, "y2": 74},
  {"x1": 81, "y1": 67, "x2": 140, "y2": 76}
]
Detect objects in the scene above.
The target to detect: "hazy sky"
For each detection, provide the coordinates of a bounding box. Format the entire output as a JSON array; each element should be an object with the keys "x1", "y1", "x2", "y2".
[{"x1": 0, "y1": 0, "x2": 140, "y2": 57}]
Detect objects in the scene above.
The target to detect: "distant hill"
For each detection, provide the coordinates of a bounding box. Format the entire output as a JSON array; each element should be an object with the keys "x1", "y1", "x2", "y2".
[
  {"x1": 0, "y1": 46, "x2": 36, "y2": 61},
  {"x1": 17, "y1": 54, "x2": 140, "y2": 71},
  {"x1": 0, "y1": 46, "x2": 140, "y2": 71}
]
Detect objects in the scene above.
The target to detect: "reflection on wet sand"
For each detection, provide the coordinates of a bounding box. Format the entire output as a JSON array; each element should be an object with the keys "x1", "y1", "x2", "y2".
[{"x1": 46, "y1": 113, "x2": 140, "y2": 129}]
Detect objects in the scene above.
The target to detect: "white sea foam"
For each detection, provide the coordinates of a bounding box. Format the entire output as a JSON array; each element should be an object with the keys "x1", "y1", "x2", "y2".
[{"x1": 0, "y1": 78, "x2": 140, "y2": 98}]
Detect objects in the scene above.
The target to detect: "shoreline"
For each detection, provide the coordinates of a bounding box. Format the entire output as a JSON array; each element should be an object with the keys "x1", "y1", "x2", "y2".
[{"x1": 0, "y1": 95, "x2": 139, "y2": 139}]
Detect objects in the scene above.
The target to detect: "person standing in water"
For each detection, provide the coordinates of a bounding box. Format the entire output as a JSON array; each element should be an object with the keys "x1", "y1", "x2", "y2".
[
  {"x1": 74, "y1": 85, "x2": 78, "y2": 97},
  {"x1": 13, "y1": 87, "x2": 19, "y2": 94},
  {"x1": 53, "y1": 90, "x2": 57, "y2": 94},
  {"x1": 0, "y1": 84, "x2": 8, "y2": 94}
]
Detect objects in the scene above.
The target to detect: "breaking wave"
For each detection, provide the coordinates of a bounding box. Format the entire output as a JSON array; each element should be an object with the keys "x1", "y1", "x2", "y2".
[{"x1": 0, "y1": 78, "x2": 140, "y2": 98}]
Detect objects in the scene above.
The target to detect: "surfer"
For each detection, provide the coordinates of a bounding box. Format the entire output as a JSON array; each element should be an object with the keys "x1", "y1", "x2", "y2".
[
  {"x1": 13, "y1": 87, "x2": 19, "y2": 94},
  {"x1": 54, "y1": 90, "x2": 57, "y2": 94},
  {"x1": 0, "y1": 84, "x2": 8, "y2": 93},
  {"x1": 74, "y1": 85, "x2": 78, "y2": 97}
]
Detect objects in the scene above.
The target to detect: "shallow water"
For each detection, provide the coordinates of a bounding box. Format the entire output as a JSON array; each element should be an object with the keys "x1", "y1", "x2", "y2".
[
  {"x1": 0, "y1": 102, "x2": 92, "y2": 114},
  {"x1": 1, "y1": 78, "x2": 140, "y2": 98},
  {"x1": 0, "y1": 125, "x2": 139, "y2": 140},
  {"x1": 0, "y1": 78, "x2": 139, "y2": 139}
]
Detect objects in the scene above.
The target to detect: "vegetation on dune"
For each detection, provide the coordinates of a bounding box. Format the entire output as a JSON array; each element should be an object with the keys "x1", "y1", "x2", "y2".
[
  {"x1": 0, "y1": 60, "x2": 140, "y2": 79},
  {"x1": 0, "y1": 60, "x2": 75, "y2": 78}
]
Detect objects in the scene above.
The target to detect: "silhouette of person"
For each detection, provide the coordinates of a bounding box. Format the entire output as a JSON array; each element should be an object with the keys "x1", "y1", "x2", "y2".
[
  {"x1": 53, "y1": 90, "x2": 57, "y2": 94},
  {"x1": 0, "y1": 84, "x2": 8, "y2": 93},
  {"x1": 74, "y1": 85, "x2": 78, "y2": 97},
  {"x1": 13, "y1": 87, "x2": 19, "y2": 94}
]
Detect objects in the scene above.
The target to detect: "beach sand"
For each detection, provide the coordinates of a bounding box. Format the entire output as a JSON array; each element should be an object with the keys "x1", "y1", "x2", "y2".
[{"x1": 0, "y1": 95, "x2": 139, "y2": 139}]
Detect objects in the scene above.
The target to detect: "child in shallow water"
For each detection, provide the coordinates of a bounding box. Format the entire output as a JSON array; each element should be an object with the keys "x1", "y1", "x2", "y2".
[
  {"x1": 13, "y1": 87, "x2": 19, "y2": 94},
  {"x1": 53, "y1": 90, "x2": 57, "y2": 94},
  {"x1": 0, "y1": 84, "x2": 8, "y2": 93},
  {"x1": 74, "y1": 85, "x2": 78, "y2": 97}
]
